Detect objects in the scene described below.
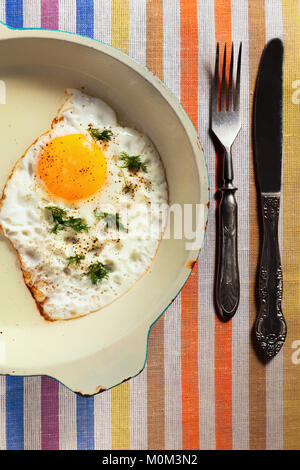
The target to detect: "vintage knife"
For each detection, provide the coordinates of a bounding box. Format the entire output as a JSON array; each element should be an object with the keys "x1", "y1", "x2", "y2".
[{"x1": 254, "y1": 38, "x2": 287, "y2": 358}]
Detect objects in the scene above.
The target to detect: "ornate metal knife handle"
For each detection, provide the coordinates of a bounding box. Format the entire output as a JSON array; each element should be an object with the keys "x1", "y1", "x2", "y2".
[
  {"x1": 216, "y1": 185, "x2": 240, "y2": 320},
  {"x1": 255, "y1": 194, "x2": 287, "y2": 358}
]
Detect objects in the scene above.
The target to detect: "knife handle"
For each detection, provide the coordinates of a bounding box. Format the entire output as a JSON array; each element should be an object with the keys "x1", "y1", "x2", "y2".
[
  {"x1": 255, "y1": 194, "x2": 287, "y2": 358},
  {"x1": 216, "y1": 185, "x2": 240, "y2": 320}
]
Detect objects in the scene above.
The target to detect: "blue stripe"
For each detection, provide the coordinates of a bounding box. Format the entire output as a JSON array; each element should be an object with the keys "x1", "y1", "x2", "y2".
[
  {"x1": 76, "y1": 0, "x2": 94, "y2": 38},
  {"x1": 5, "y1": 0, "x2": 23, "y2": 28},
  {"x1": 76, "y1": 395, "x2": 95, "y2": 449},
  {"x1": 6, "y1": 376, "x2": 24, "y2": 449},
  {"x1": 75, "y1": 0, "x2": 95, "y2": 451}
]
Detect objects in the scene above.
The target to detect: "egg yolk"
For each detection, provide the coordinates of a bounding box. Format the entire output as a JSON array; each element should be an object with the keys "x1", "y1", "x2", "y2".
[{"x1": 37, "y1": 134, "x2": 106, "y2": 201}]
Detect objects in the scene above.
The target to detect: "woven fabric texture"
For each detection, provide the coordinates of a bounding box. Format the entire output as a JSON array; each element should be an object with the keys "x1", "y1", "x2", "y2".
[{"x1": 0, "y1": 0, "x2": 299, "y2": 450}]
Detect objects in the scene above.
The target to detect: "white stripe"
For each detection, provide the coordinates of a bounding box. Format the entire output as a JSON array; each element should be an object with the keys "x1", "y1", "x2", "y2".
[
  {"x1": 0, "y1": 376, "x2": 5, "y2": 450},
  {"x1": 59, "y1": 384, "x2": 77, "y2": 450},
  {"x1": 128, "y1": 2, "x2": 147, "y2": 449},
  {"x1": 94, "y1": 0, "x2": 112, "y2": 44},
  {"x1": 266, "y1": 351, "x2": 284, "y2": 450},
  {"x1": 130, "y1": 369, "x2": 147, "y2": 449},
  {"x1": 129, "y1": 0, "x2": 146, "y2": 65},
  {"x1": 231, "y1": 0, "x2": 250, "y2": 450},
  {"x1": 164, "y1": 297, "x2": 182, "y2": 449},
  {"x1": 59, "y1": 0, "x2": 76, "y2": 33},
  {"x1": 0, "y1": 1, "x2": 5, "y2": 22},
  {"x1": 162, "y1": 0, "x2": 182, "y2": 450},
  {"x1": 163, "y1": 0, "x2": 180, "y2": 100},
  {"x1": 265, "y1": 0, "x2": 284, "y2": 451},
  {"x1": 197, "y1": 0, "x2": 216, "y2": 450},
  {"x1": 23, "y1": 0, "x2": 41, "y2": 28},
  {"x1": 265, "y1": 0, "x2": 283, "y2": 41},
  {"x1": 23, "y1": 377, "x2": 41, "y2": 449},
  {"x1": 94, "y1": 389, "x2": 112, "y2": 449}
]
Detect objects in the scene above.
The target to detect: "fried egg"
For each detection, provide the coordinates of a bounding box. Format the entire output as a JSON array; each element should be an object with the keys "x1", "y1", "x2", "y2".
[{"x1": 0, "y1": 89, "x2": 168, "y2": 320}]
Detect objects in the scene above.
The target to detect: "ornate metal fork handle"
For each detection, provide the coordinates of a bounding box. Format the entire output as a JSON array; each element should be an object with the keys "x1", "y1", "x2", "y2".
[
  {"x1": 216, "y1": 148, "x2": 240, "y2": 320},
  {"x1": 255, "y1": 194, "x2": 287, "y2": 358}
]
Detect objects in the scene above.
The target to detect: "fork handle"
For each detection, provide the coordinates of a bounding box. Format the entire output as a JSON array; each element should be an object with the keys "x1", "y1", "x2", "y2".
[
  {"x1": 216, "y1": 184, "x2": 240, "y2": 320},
  {"x1": 254, "y1": 195, "x2": 287, "y2": 358}
]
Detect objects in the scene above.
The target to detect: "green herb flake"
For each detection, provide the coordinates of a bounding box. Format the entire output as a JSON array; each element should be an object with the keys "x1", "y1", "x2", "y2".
[
  {"x1": 66, "y1": 254, "x2": 85, "y2": 267},
  {"x1": 66, "y1": 217, "x2": 89, "y2": 233},
  {"x1": 84, "y1": 262, "x2": 109, "y2": 285},
  {"x1": 45, "y1": 206, "x2": 89, "y2": 234},
  {"x1": 94, "y1": 209, "x2": 126, "y2": 231},
  {"x1": 118, "y1": 152, "x2": 148, "y2": 173},
  {"x1": 87, "y1": 127, "x2": 113, "y2": 142}
]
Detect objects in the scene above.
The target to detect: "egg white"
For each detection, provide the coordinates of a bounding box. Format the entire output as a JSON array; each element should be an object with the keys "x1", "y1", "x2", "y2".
[{"x1": 0, "y1": 89, "x2": 168, "y2": 320}]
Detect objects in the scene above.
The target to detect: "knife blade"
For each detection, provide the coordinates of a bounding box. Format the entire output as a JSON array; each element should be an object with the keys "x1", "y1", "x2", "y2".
[
  {"x1": 254, "y1": 38, "x2": 287, "y2": 358},
  {"x1": 255, "y1": 38, "x2": 283, "y2": 192}
]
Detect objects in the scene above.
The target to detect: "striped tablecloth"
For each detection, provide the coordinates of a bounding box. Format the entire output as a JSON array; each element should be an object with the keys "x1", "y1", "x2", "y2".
[{"x1": 0, "y1": 0, "x2": 299, "y2": 451}]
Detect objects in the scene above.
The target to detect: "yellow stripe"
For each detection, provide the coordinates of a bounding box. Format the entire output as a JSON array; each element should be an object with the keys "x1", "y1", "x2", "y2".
[
  {"x1": 111, "y1": 381, "x2": 130, "y2": 449},
  {"x1": 111, "y1": 0, "x2": 130, "y2": 451},
  {"x1": 111, "y1": 0, "x2": 129, "y2": 54},
  {"x1": 282, "y1": 0, "x2": 300, "y2": 450}
]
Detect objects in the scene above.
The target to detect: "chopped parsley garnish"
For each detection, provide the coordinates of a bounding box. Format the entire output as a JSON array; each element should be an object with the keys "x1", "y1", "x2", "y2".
[
  {"x1": 45, "y1": 206, "x2": 89, "y2": 234},
  {"x1": 84, "y1": 262, "x2": 109, "y2": 285},
  {"x1": 118, "y1": 152, "x2": 148, "y2": 173},
  {"x1": 94, "y1": 209, "x2": 126, "y2": 231},
  {"x1": 66, "y1": 217, "x2": 89, "y2": 233},
  {"x1": 66, "y1": 254, "x2": 85, "y2": 267},
  {"x1": 87, "y1": 127, "x2": 113, "y2": 142}
]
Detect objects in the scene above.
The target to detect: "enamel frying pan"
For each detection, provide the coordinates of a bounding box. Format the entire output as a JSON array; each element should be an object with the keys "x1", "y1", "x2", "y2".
[{"x1": 0, "y1": 22, "x2": 208, "y2": 395}]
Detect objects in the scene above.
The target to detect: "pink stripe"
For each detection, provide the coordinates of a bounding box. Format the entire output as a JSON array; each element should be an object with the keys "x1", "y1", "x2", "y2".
[
  {"x1": 41, "y1": 0, "x2": 59, "y2": 30},
  {"x1": 41, "y1": 377, "x2": 59, "y2": 450}
]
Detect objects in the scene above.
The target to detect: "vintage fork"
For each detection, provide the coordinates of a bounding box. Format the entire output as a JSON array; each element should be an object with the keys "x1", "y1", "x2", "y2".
[{"x1": 211, "y1": 42, "x2": 242, "y2": 320}]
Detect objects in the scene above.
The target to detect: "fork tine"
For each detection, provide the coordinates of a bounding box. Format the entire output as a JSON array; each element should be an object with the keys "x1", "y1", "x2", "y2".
[
  {"x1": 212, "y1": 42, "x2": 219, "y2": 112},
  {"x1": 220, "y1": 43, "x2": 227, "y2": 111},
  {"x1": 228, "y1": 43, "x2": 234, "y2": 111},
  {"x1": 234, "y1": 42, "x2": 242, "y2": 111}
]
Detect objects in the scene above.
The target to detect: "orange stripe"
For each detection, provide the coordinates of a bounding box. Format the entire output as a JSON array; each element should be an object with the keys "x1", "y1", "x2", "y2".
[
  {"x1": 146, "y1": 0, "x2": 165, "y2": 451},
  {"x1": 214, "y1": 0, "x2": 233, "y2": 450},
  {"x1": 180, "y1": 0, "x2": 200, "y2": 450},
  {"x1": 248, "y1": 0, "x2": 267, "y2": 450}
]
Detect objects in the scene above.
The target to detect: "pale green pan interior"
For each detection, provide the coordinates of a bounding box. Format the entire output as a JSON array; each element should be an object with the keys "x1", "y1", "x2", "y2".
[{"x1": 0, "y1": 24, "x2": 209, "y2": 395}]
